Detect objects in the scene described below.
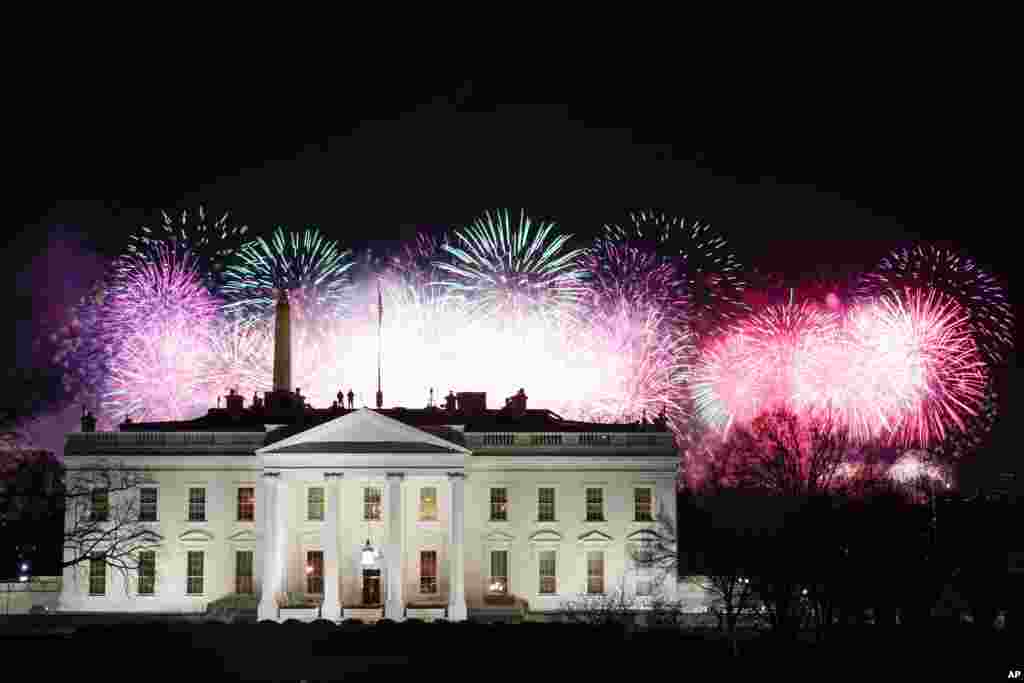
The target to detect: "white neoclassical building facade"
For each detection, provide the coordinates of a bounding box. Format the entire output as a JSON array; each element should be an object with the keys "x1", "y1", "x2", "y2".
[
  {"x1": 59, "y1": 402, "x2": 683, "y2": 622},
  {"x1": 59, "y1": 292, "x2": 688, "y2": 621}
]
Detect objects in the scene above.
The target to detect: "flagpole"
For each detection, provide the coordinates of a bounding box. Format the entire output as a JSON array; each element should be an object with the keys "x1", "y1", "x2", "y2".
[{"x1": 376, "y1": 280, "x2": 383, "y2": 409}]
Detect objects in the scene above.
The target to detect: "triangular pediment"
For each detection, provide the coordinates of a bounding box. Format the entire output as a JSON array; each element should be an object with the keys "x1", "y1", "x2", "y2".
[
  {"x1": 257, "y1": 408, "x2": 471, "y2": 455},
  {"x1": 578, "y1": 530, "x2": 614, "y2": 545}
]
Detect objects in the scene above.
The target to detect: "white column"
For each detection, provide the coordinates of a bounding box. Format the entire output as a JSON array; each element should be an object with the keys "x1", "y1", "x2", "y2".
[
  {"x1": 275, "y1": 475, "x2": 289, "y2": 604},
  {"x1": 321, "y1": 472, "x2": 342, "y2": 620},
  {"x1": 258, "y1": 472, "x2": 279, "y2": 621},
  {"x1": 448, "y1": 471, "x2": 468, "y2": 621},
  {"x1": 384, "y1": 472, "x2": 404, "y2": 621},
  {"x1": 655, "y1": 476, "x2": 678, "y2": 602}
]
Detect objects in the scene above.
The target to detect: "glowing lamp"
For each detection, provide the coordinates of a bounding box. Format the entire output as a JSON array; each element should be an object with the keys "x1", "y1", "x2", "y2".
[
  {"x1": 18, "y1": 575, "x2": 28, "y2": 583},
  {"x1": 361, "y1": 540, "x2": 377, "y2": 566},
  {"x1": 489, "y1": 580, "x2": 505, "y2": 593},
  {"x1": 20, "y1": 563, "x2": 28, "y2": 572},
  {"x1": 305, "y1": 564, "x2": 313, "y2": 576}
]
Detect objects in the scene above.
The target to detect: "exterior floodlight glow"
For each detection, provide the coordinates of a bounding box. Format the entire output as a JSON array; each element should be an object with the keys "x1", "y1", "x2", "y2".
[
  {"x1": 489, "y1": 580, "x2": 505, "y2": 593},
  {"x1": 18, "y1": 575, "x2": 28, "y2": 583},
  {"x1": 305, "y1": 564, "x2": 313, "y2": 576},
  {"x1": 21, "y1": 563, "x2": 28, "y2": 572},
  {"x1": 361, "y1": 540, "x2": 377, "y2": 566}
]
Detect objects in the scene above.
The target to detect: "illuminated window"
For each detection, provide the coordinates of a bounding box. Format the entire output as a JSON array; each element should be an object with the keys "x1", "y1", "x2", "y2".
[
  {"x1": 490, "y1": 488, "x2": 508, "y2": 521},
  {"x1": 420, "y1": 551, "x2": 437, "y2": 594},
  {"x1": 89, "y1": 556, "x2": 105, "y2": 595},
  {"x1": 539, "y1": 550, "x2": 556, "y2": 594},
  {"x1": 587, "y1": 551, "x2": 605, "y2": 594},
  {"x1": 236, "y1": 551, "x2": 254, "y2": 595},
  {"x1": 538, "y1": 488, "x2": 555, "y2": 522},
  {"x1": 634, "y1": 488, "x2": 653, "y2": 522},
  {"x1": 186, "y1": 551, "x2": 204, "y2": 595},
  {"x1": 237, "y1": 487, "x2": 255, "y2": 522},
  {"x1": 364, "y1": 487, "x2": 382, "y2": 521},
  {"x1": 188, "y1": 488, "x2": 206, "y2": 522},
  {"x1": 138, "y1": 551, "x2": 155, "y2": 595},
  {"x1": 489, "y1": 550, "x2": 509, "y2": 595},
  {"x1": 139, "y1": 488, "x2": 158, "y2": 522},
  {"x1": 307, "y1": 551, "x2": 323, "y2": 594},
  {"x1": 419, "y1": 487, "x2": 438, "y2": 521},
  {"x1": 308, "y1": 487, "x2": 325, "y2": 521},
  {"x1": 586, "y1": 488, "x2": 604, "y2": 522},
  {"x1": 91, "y1": 489, "x2": 109, "y2": 522}
]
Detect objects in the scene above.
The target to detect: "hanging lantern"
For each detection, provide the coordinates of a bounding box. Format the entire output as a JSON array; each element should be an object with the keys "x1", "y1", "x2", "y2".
[{"x1": 361, "y1": 539, "x2": 377, "y2": 566}]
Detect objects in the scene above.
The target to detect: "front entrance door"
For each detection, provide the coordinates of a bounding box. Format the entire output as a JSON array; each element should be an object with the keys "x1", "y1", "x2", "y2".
[{"x1": 362, "y1": 569, "x2": 381, "y2": 605}]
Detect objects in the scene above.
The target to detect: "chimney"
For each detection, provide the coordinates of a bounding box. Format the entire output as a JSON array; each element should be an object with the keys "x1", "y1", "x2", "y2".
[
  {"x1": 80, "y1": 407, "x2": 97, "y2": 433},
  {"x1": 456, "y1": 392, "x2": 487, "y2": 414},
  {"x1": 226, "y1": 388, "x2": 244, "y2": 416},
  {"x1": 504, "y1": 388, "x2": 527, "y2": 415},
  {"x1": 273, "y1": 289, "x2": 292, "y2": 393}
]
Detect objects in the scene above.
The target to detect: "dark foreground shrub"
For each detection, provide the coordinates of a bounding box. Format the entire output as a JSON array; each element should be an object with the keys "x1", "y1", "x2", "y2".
[{"x1": 341, "y1": 618, "x2": 364, "y2": 625}]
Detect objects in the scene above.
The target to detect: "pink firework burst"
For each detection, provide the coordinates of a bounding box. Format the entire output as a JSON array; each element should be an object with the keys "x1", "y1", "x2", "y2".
[
  {"x1": 694, "y1": 290, "x2": 987, "y2": 448},
  {"x1": 692, "y1": 302, "x2": 839, "y2": 432},
  {"x1": 101, "y1": 245, "x2": 221, "y2": 422}
]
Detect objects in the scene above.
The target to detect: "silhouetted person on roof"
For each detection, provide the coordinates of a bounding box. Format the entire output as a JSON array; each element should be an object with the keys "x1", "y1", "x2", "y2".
[{"x1": 347, "y1": 389, "x2": 355, "y2": 410}]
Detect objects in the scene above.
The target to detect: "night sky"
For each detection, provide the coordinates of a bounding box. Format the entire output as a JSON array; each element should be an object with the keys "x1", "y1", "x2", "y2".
[{"x1": 7, "y1": 80, "x2": 1016, "y2": 480}]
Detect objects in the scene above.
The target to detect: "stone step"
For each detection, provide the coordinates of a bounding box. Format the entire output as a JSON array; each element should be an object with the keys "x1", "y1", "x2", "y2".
[{"x1": 343, "y1": 607, "x2": 384, "y2": 623}]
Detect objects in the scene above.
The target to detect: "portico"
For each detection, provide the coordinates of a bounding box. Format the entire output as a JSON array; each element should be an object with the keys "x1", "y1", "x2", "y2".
[{"x1": 256, "y1": 408, "x2": 470, "y2": 622}]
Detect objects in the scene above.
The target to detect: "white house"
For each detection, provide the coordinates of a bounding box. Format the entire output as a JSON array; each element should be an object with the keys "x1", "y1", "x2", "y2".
[
  {"x1": 58, "y1": 292, "x2": 686, "y2": 622},
  {"x1": 59, "y1": 402, "x2": 681, "y2": 622}
]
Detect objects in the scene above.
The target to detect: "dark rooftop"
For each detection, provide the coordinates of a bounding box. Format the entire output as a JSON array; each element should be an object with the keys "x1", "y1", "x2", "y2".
[{"x1": 119, "y1": 397, "x2": 672, "y2": 440}]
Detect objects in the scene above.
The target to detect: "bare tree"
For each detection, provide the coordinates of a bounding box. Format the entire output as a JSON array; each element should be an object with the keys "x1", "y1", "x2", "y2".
[
  {"x1": 561, "y1": 579, "x2": 637, "y2": 627},
  {"x1": 61, "y1": 458, "x2": 163, "y2": 591},
  {"x1": 713, "y1": 407, "x2": 854, "y2": 497}
]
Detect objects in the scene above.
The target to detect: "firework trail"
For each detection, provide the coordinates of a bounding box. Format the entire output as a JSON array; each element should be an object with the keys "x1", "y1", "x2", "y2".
[
  {"x1": 604, "y1": 210, "x2": 747, "y2": 338},
  {"x1": 857, "y1": 244, "x2": 1014, "y2": 365},
  {"x1": 581, "y1": 237, "x2": 687, "y2": 328},
  {"x1": 221, "y1": 227, "x2": 355, "y2": 326},
  {"x1": 436, "y1": 209, "x2": 589, "y2": 323},
  {"x1": 125, "y1": 206, "x2": 249, "y2": 291}
]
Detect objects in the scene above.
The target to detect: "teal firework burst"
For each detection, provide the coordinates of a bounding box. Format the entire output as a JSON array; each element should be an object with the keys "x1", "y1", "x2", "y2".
[
  {"x1": 125, "y1": 206, "x2": 249, "y2": 290},
  {"x1": 221, "y1": 227, "x2": 355, "y2": 324},
  {"x1": 436, "y1": 209, "x2": 589, "y2": 320}
]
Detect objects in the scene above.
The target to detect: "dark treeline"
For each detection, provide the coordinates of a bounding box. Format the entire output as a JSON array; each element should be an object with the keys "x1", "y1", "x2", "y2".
[{"x1": 678, "y1": 482, "x2": 1021, "y2": 638}]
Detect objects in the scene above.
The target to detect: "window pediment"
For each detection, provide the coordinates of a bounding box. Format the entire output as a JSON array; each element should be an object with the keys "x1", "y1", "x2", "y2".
[
  {"x1": 179, "y1": 529, "x2": 214, "y2": 544},
  {"x1": 227, "y1": 529, "x2": 258, "y2": 544},
  {"x1": 486, "y1": 530, "x2": 515, "y2": 545},
  {"x1": 529, "y1": 530, "x2": 562, "y2": 544},
  {"x1": 626, "y1": 529, "x2": 661, "y2": 543},
  {"x1": 578, "y1": 530, "x2": 613, "y2": 545}
]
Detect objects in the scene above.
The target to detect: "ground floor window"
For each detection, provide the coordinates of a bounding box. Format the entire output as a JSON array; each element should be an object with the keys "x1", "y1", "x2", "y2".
[
  {"x1": 489, "y1": 550, "x2": 509, "y2": 595},
  {"x1": 89, "y1": 556, "x2": 106, "y2": 595},
  {"x1": 138, "y1": 551, "x2": 155, "y2": 595},
  {"x1": 539, "y1": 550, "x2": 556, "y2": 594},
  {"x1": 587, "y1": 551, "x2": 604, "y2": 595},
  {"x1": 187, "y1": 551, "x2": 204, "y2": 595},
  {"x1": 236, "y1": 550, "x2": 254, "y2": 594},
  {"x1": 306, "y1": 551, "x2": 323, "y2": 594},
  {"x1": 420, "y1": 550, "x2": 437, "y2": 594}
]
